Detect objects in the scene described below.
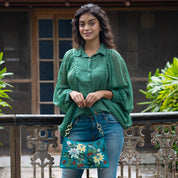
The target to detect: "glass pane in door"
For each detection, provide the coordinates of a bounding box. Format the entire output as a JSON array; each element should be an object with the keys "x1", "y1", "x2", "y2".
[
  {"x1": 39, "y1": 40, "x2": 53, "y2": 59},
  {"x1": 40, "y1": 61, "x2": 53, "y2": 80},
  {"x1": 58, "y1": 19, "x2": 72, "y2": 38},
  {"x1": 39, "y1": 19, "x2": 53, "y2": 38}
]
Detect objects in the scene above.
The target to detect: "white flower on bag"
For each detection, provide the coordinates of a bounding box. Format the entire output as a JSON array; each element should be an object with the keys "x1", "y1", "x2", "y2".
[
  {"x1": 67, "y1": 141, "x2": 72, "y2": 145},
  {"x1": 97, "y1": 148, "x2": 101, "y2": 152},
  {"x1": 68, "y1": 148, "x2": 79, "y2": 159},
  {"x1": 93, "y1": 153, "x2": 104, "y2": 164},
  {"x1": 77, "y1": 144, "x2": 86, "y2": 152}
]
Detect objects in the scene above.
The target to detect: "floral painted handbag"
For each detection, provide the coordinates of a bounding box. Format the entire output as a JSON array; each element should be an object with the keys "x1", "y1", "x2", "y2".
[{"x1": 60, "y1": 107, "x2": 109, "y2": 169}]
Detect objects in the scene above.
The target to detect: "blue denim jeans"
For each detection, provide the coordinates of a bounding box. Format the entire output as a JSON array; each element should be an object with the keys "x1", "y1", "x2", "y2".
[{"x1": 62, "y1": 112, "x2": 124, "y2": 178}]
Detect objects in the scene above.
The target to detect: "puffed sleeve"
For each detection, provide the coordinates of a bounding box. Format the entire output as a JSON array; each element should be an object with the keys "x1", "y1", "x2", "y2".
[
  {"x1": 109, "y1": 49, "x2": 133, "y2": 113},
  {"x1": 53, "y1": 49, "x2": 74, "y2": 113}
]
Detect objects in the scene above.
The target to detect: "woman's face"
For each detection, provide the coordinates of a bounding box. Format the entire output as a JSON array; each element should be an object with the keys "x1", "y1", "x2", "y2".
[{"x1": 79, "y1": 13, "x2": 101, "y2": 43}]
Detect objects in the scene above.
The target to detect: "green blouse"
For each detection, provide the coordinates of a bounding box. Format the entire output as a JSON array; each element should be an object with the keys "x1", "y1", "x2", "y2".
[{"x1": 53, "y1": 44, "x2": 133, "y2": 136}]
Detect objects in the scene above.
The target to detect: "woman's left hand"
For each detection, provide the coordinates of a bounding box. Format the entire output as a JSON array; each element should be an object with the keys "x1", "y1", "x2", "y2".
[
  {"x1": 85, "y1": 91, "x2": 102, "y2": 108},
  {"x1": 85, "y1": 90, "x2": 113, "y2": 107}
]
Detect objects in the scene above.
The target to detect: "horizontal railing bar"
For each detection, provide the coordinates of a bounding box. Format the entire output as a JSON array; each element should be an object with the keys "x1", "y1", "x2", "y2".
[
  {"x1": 0, "y1": 115, "x2": 65, "y2": 126},
  {"x1": 0, "y1": 112, "x2": 178, "y2": 125},
  {"x1": 130, "y1": 111, "x2": 178, "y2": 123}
]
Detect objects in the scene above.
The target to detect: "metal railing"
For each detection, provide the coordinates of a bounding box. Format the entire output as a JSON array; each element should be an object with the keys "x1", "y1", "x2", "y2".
[{"x1": 0, "y1": 112, "x2": 178, "y2": 178}]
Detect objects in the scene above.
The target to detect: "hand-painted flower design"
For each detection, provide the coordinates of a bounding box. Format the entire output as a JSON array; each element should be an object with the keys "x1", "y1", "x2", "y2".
[
  {"x1": 78, "y1": 163, "x2": 85, "y2": 168},
  {"x1": 68, "y1": 148, "x2": 79, "y2": 159},
  {"x1": 62, "y1": 160, "x2": 66, "y2": 164},
  {"x1": 103, "y1": 160, "x2": 107, "y2": 164},
  {"x1": 67, "y1": 141, "x2": 72, "y2": 145},
  {"x1": 93, "y1": 153, "x2": 104, "y2": 164},
  {"x1": 97, "y1": 148, "x2": 101, "y2": 152},
  {"x1": 72, "y1": 161, "x2": 76, "y2": 165},
  {"x1": 60, "y1": 137, "x2": 109, "y2": 168},
  {"x1": 77, "y1": 143, "x2": 86, "y2": 152},
  {"x1": 87, "y1": 152, "x2": 93, "y2": 156}
]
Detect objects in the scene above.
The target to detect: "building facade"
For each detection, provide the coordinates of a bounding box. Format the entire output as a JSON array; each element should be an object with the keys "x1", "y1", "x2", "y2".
[{"x1": 0, "y1": 0, "x2": 178, "y2": 153}]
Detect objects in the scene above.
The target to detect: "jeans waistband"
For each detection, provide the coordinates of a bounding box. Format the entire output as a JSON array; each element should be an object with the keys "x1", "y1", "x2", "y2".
[
  {"x1": 89, "y1": 112, "x2": 108, "y2": 119},
  {"x1": 77, "y1": 112, "x2": 109, "y2": 120}
]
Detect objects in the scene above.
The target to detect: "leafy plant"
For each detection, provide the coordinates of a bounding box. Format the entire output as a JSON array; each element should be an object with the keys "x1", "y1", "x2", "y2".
[
  {"x1": 138, "y1": 57, "x2": 178, "y2": 167},
  {"x1": 0, "y1": 52, "x2": 13, "y2": 146},
  {"x1": 138, "y1": 57, "x2": 178, "y2": 112},
  {"x1": 0, "y1": 52, "x2": 13, "y2": 113}
]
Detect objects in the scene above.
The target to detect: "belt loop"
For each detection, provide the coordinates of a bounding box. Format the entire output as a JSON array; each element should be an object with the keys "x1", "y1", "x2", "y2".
[{"x1": 102, "y1": 113, "x2": 106, "y2": 119}]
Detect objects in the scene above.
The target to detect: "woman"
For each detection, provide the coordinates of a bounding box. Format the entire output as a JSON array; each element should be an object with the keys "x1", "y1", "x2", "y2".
[{"x1": 53, "y1": 3, "x2": 133, "y2": 178}]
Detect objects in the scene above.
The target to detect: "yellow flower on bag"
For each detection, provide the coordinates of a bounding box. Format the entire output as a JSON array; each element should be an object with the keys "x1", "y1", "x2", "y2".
[
  {"x1": 77, "y1": 143, "x2": 86, "y2": 152},
  {"x1": 93, "y1": 153, "x2": 104, "y2": 164}
]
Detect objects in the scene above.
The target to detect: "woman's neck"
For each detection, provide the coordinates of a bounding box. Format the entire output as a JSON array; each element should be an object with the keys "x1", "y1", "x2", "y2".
[{"x1": 84, "y1": 41, "x2": 101, "y2": 57}]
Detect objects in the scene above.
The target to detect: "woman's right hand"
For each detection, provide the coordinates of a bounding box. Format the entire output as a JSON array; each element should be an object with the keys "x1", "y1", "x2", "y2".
[{"x1": 70, "y1": 91, "x2": 86, "y2": 108}]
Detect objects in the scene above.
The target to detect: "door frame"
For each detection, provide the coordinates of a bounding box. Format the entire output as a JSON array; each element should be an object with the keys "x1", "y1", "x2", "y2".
[{"x1": 31, "y1": 8, "x2": 76, "y2": 114}]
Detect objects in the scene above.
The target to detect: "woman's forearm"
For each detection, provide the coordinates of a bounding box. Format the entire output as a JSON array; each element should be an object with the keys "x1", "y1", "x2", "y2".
[{"x1": 97, "y1": 90, "x2": 113, "y2": 100}]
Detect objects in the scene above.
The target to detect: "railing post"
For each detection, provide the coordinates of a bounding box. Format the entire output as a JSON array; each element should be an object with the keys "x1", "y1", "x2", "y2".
[
  {"x1": 27, "y1": 125, "x2": 58, "y2": 178},
  {"x1": 118, "y1": 124, "x2": 145, "y2": 178},
  {"x1": 10, "y1": 125, "x2": 21, "y2": 178},
  {"x1": 151, "y1": 123, "x2": 178, "y2": 178}
]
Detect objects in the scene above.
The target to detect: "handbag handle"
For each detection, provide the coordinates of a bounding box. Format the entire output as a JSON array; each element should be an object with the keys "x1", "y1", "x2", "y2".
[{"x1": 65, "y1": 107, "x2": 104, "y2": 137}]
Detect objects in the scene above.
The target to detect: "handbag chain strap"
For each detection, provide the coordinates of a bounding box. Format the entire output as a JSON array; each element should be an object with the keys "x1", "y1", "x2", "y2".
[
  {"x1": 96, "y1": 122, "x2": 104, "y2": 136},
  {"x1": 65, "y1": 107, "x2": 104, "y2": 137}
]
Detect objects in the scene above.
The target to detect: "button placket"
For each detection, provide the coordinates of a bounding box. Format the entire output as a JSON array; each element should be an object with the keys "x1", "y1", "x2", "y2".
[
  {"x1": 88, "y1": 58, "x2": 91, "y2": 72},
  {"x1": 88, "y1": 58, "x2": 92, "y2": 84}
]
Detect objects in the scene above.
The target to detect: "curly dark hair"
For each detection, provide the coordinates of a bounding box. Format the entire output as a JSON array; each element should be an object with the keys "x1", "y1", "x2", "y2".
[{"x1": 72, "y1": 3, "x2": 116, "y2": 49}]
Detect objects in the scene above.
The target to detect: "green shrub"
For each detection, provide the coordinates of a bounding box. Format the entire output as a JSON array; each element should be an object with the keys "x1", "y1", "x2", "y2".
[
  {"x1": 138, "y1": 57, "x2": 178, "y2": 112},
  {"x1": 0, "y1": 52, "x2": 13, "y2": 146}
]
